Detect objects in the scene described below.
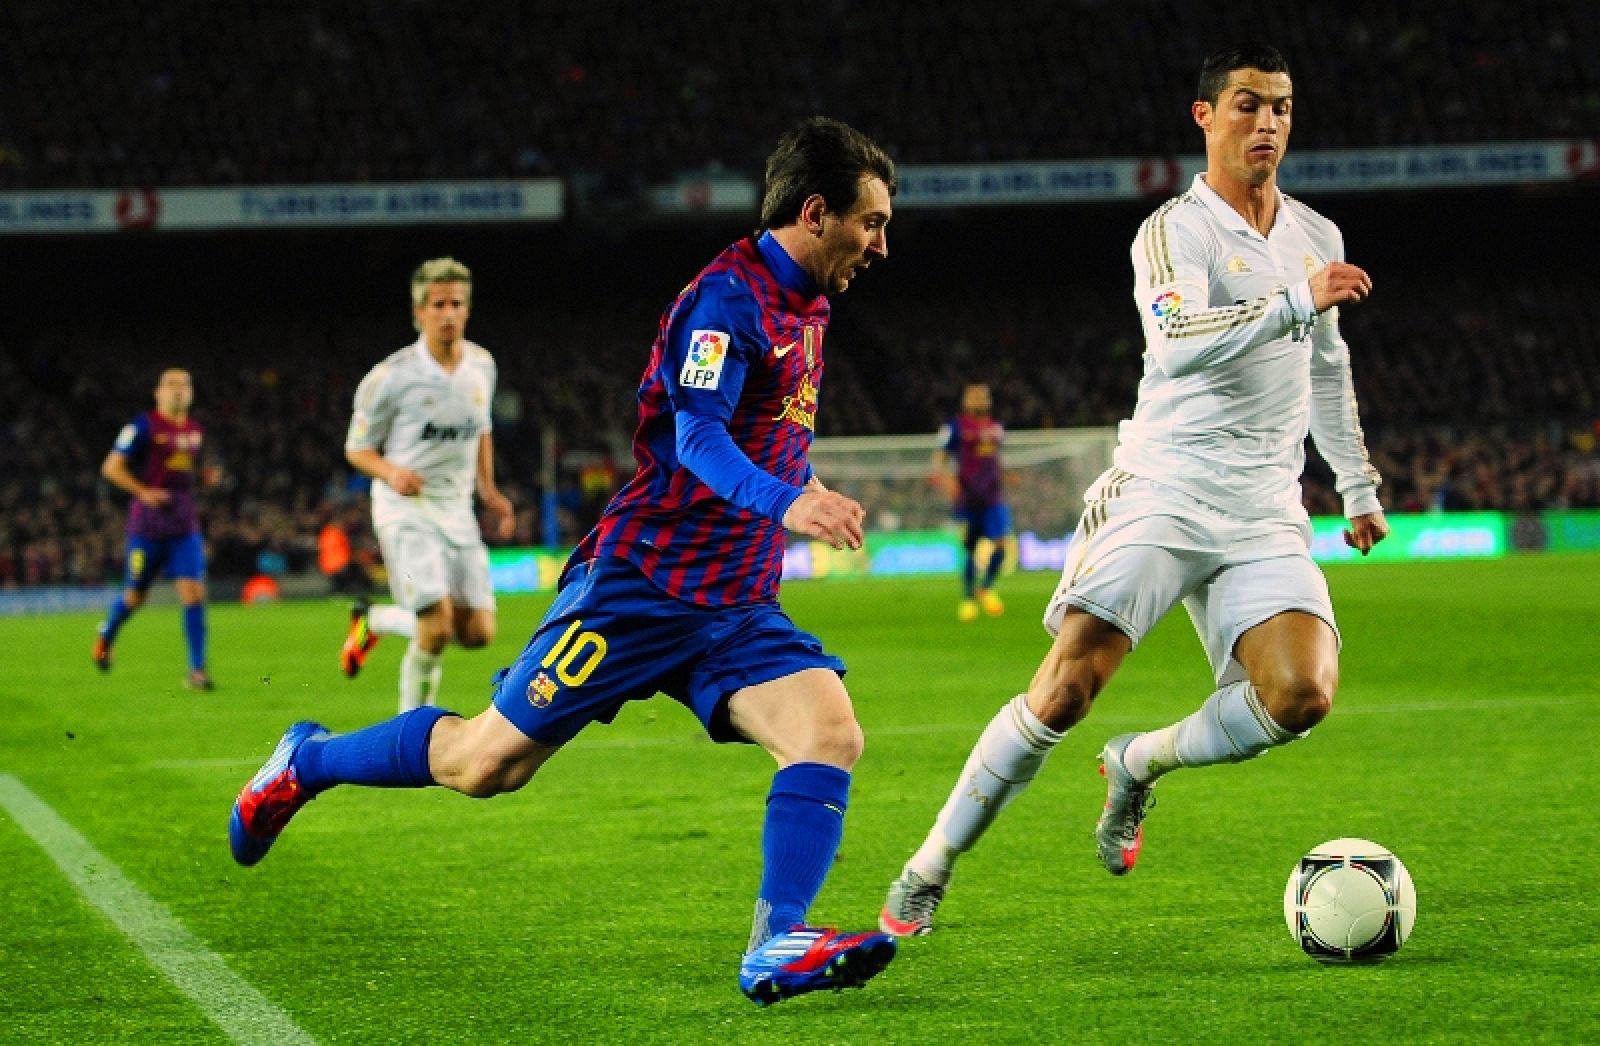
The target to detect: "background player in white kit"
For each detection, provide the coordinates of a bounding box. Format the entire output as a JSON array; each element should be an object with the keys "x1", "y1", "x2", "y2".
[
  {"x1": 340, "y1": 258, "x2": 515, "y2": 711},
  {"x1": 880, "y1": 43, "x2": 1389, "y2": 936}
]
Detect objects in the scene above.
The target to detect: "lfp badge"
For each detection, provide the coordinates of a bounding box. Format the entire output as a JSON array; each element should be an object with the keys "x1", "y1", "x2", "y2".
[
  {"x1": 1149, "y1": 290, "x2": 1183, "y2": 329},
  {"x1": 680, "y1": 330, "x2": 730, "y2": 390}
]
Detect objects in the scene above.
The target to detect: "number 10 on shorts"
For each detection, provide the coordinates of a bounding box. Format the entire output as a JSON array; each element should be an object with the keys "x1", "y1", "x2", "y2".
[{"x1": 541, "y1": 620, "x2": 608, "y2": 687}]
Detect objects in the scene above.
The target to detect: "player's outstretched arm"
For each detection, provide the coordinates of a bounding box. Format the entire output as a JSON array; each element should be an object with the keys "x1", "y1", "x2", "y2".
[{"x1": 782, "y1": 490, "x2": 865, "y2": 552}]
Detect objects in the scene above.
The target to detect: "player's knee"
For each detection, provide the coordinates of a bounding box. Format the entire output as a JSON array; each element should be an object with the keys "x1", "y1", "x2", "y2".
[
  {"x1": 1261, "y1": 672, "x2": 1335, "y2": 734},
  {"x1": 808, "y1": 714, "x2": 864, "y2": 769},
  {"x1": 457, "y1": 621, "x2": 495, "y2": 649}
]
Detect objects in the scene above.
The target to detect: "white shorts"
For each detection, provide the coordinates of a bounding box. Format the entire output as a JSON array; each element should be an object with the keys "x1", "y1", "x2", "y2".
[
  {"x1": 1044, "y1": 468, "x2": 1338, "y2": 686},
  {"x1": 376, "y1": 521, "x2": 495, "y2": 614}
]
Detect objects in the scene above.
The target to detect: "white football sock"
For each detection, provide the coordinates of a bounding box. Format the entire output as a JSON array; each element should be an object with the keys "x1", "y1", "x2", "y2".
[
  {"x1": 1123, "y1": 681, "x2": 1298, "y2": 784},
  {"x1": 908, "y1": 695, "x2": 1064, "y2": 884},
  {"x1": 369, "y1": 605, "x2": 417, "y2": 638},
  {"x1": 399, "y1": 642, "x2": 443, "y2": 712}
]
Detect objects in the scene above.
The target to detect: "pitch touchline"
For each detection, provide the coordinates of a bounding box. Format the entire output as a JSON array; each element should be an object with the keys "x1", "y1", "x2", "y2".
[
  {"x1": 0, "y1": 775, "x2": 318, "y2": 1046},
  {"x1": 146, "y1": 695, "x2": 1590, "y2": 769}
]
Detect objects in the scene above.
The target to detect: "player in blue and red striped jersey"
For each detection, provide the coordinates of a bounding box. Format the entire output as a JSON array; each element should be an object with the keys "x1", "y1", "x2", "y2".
[
  {"x1": 936, "y1": 382, "x2": 1014, "y2": 622},
  {"x1": 229, "y1": 117, "x2": 899, "y2": 1006},
  {"x1": 94, "y1": 368, "x2": 218, "y2": 691}
]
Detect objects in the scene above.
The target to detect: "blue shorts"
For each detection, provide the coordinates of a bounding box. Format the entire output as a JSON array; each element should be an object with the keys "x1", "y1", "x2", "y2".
[
  {"x1": 491, "y1": 557, "x2": 846, "y2": 746},
  {"x1": 124, "y1": 532, "x2": 206, "y2": 588},
  {"x1": 956, "y1": 501, "x2": 1012, "y2": 542}
]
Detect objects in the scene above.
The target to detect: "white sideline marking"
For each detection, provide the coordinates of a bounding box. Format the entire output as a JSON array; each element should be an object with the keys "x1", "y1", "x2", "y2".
[
  {"x1": 0, "y1": 775, "x2": 318, "y2": 1046},
  {"x1": 145, "y1": 695, "x2": 1592, "y2": 770}
]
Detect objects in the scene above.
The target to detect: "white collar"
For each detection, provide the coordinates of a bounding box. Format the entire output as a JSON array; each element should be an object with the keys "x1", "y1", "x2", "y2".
[
  {"x1": 1189, "y1": 173, "x2": 1294, "y2": 238},
  {"x1": 413, "y1": 336, "x2": 460, "y2": 377}
]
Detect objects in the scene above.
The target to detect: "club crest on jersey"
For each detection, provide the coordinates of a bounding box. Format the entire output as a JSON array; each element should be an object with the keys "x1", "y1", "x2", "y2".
[
  {"x1": 527, "y1": 672, "x2": 559, "y2": 708},
  {"x1": 1150, "y1": 290, "x2": 1183, "y2": 328},
  {"x1": 681, "y1": 330, "x2": 729, "y2": 390}
]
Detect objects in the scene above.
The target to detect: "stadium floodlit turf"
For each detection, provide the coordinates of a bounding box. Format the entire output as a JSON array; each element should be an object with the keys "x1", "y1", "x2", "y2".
[{"x1": 2, "y1": 555, "x2": 1597, "y2": 1043}]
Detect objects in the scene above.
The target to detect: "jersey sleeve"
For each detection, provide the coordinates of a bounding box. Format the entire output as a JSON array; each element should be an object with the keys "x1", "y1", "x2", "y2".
[
  {"x1": 1305, "y1": 227, "x2": 1382, "y2": 518},
  {"x1": 1132, "y1": 208, "x2": 1316, "y2": 379},
  {"x1": 111, "y1": 415, "x2": 150, "y2": 458},
  {"x1": 346, "y1": 362, "x2": 395, "y2": 452},
  {"x1": 662, "y1": 278, "x2": 767, "y2": 423},
  {"x1": 937, "y1": 421, "x2": 956, "y2": 453},
  {"x1": 480, "y1": 348, "x2": 498, "y2": 428}
]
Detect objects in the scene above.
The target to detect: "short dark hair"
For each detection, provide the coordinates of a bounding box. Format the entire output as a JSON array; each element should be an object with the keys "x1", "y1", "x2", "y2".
[
  {"x1": 758, "y1": 117, "x2": 896, "y2": 231},
  {"x1": 1197, "y1": 44, "x2": 1290, "y2": 105}
]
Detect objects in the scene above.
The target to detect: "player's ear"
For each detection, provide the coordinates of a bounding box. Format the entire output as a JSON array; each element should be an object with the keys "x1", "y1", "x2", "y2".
[
  {"x1": 1192, "y1": 99, "x2": 1213, "y2": 133},
  {"x1": 799, "y1": 194, "x2": 827, "y2": 237}
]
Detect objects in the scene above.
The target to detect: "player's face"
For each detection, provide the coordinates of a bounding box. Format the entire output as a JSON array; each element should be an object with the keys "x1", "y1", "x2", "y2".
[
  {"x1": 816, "y1": 176, "x2": 892, "y2": 295},
  {"x1": 414, "y1": 281, "x2": 471, "y2": 347},
  {"x1": 1195, "y1": 68, "x2": 1293, "y2": 187},
  {"x1": 155, "y1": 369, "x2": 193, "y2": 415},
  {"x1": 962, "y1": 384, "x2": 992, "y2": 415}
]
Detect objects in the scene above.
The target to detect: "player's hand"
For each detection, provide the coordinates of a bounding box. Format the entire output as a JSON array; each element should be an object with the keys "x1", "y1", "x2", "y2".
[
  {"x1": 1309, "y1": 262, "x2": 1372, "y2": 312},
  {"x1": 482, "y1": 490, "x2": 515, "y2": 541},
  {"x1": 136, "y1": 487, "x2": 171, "y2": 508},
  {"x1": 1343, "y1": 511, "x2": 1389, "y2": 556},
  {"x1": 782, "y1": 489, "x2": 865, "y2": 551},
  {"x1": 387, "y1": 466, "x2": 425, "y2": 496}
]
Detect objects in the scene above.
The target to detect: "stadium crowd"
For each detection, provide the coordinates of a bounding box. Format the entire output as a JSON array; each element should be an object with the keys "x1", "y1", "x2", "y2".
[{"x1": 0, "y1": 1, "x2": 1596, "y2": 190}]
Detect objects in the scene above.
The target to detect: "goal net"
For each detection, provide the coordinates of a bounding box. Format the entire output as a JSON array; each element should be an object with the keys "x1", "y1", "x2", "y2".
[{"x1": 808, "y1": 427, "x2": 1119, "y2": 540}]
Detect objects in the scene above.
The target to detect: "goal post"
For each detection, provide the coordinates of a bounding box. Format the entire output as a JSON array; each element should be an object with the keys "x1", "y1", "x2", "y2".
[{"x1": 807, "y1": 427, "x2": 1119, "y2": 547}]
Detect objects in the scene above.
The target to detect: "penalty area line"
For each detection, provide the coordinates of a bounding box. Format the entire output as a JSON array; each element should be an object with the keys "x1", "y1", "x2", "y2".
[{"x1": 0, "y1": 774, "x2": 318, "y2": 1046}]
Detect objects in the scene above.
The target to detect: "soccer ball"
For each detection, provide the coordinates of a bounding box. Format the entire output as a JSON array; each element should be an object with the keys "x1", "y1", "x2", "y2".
[{"x1": 1283, "y1": 837, "x2": 1416, "y2": 963}]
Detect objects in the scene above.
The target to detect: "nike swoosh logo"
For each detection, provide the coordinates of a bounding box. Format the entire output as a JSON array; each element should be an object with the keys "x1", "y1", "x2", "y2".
[{"x1": 773, "y1": 342, "x2": 798, "y2": 357}]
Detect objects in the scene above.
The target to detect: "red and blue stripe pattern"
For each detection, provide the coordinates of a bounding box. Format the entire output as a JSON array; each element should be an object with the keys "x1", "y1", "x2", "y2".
[{"x1": 570, "y1": 235, "x2": 829, "y2": 607}]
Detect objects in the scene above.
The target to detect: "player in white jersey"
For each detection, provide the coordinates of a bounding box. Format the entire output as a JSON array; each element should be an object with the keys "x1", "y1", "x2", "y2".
[
  {"x1": 340, "y1": 258, "x2": 515, "y2": 712},
  {"x1": 881, "y1": 44, "x2": 1389, "y2": 936}
]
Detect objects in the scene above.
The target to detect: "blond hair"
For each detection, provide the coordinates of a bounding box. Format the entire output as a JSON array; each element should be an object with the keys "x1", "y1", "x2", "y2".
[{"x1": 410, "y1": 257, "x2": 474, "y2": 310}]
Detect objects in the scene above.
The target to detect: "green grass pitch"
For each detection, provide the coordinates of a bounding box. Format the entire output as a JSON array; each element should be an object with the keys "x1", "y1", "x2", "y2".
[{"x1": 2, "y1": 555, "x2": 1597, "y2": 1043}]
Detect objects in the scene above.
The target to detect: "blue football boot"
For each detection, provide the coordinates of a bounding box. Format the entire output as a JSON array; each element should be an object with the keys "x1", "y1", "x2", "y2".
[
  {"x1": 739, "y1": 925, "x2": 896, "y2": 1006},
  {"x1": 229, "y1": 720, "x2": 328, "y2": 866}
]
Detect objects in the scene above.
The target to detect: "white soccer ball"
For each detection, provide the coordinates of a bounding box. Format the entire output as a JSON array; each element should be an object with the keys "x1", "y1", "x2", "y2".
[{"x1": 1283, "y1": 837, "x2": 1416, "y2": 963}]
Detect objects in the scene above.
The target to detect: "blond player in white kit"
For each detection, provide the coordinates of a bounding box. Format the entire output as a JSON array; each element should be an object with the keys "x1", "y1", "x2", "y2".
[
  {"x1": 881, "y1": 43, "x2": 1389, "y2": 936},
  {"x1": 340, "y1": 258, "x2": 515, "y2": 712}
]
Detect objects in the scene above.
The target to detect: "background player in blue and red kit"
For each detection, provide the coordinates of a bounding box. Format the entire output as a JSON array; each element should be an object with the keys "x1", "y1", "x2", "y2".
[
  {"x1": 94, "y1": 367, "x2": 219, "y2": 690},
  {"x1": 230, "y1": 117, "x2": 900, "y2": 1006},
  {"x1": 936, "y1": 382, "x2": 1013, "y2": 622}
]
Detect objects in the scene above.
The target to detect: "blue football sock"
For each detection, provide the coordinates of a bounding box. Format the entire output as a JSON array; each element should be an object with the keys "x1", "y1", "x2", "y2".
[
  {"x1": 293, "y1": 706, "x2": 456, "y2": 795},
  {"x1": 751, "y1": 762, "x2": 851, "y2": 949},
  {"x1": 962, "y1": 550, "x2": 978, "y2": 598},
  {"x1": 100, "y1": 595, "x2": 132, "y2": 643},
  {"x1": 182, "y1": 603, "x2": 207, "y2": 671},
  {"x1": 982, "y1": 545, "x2": 1005, "y2": 589}
]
